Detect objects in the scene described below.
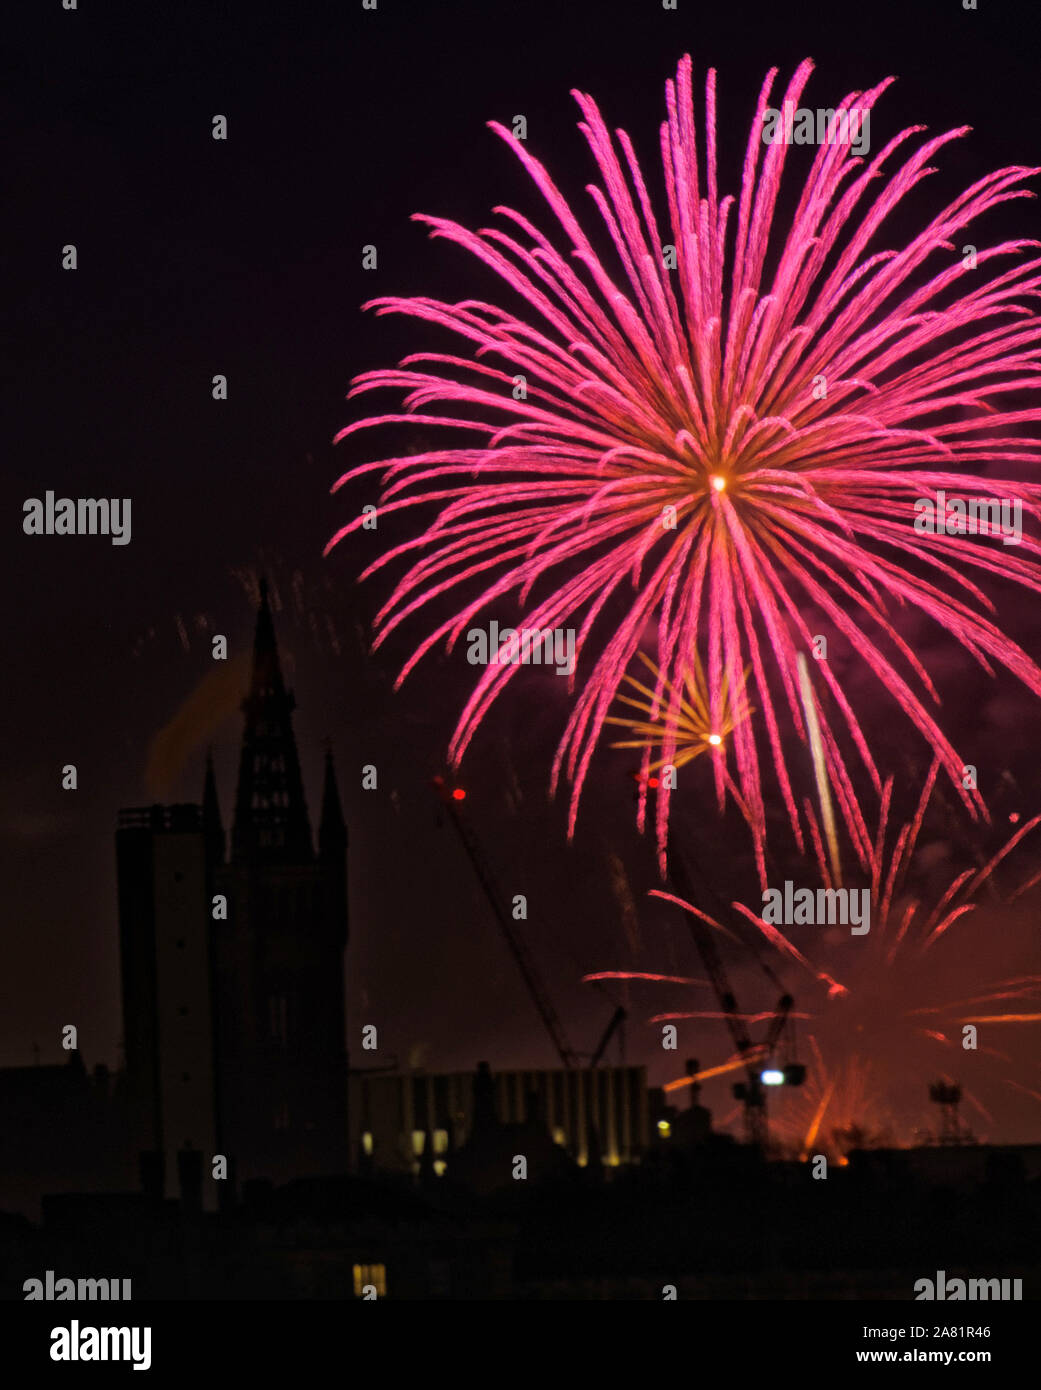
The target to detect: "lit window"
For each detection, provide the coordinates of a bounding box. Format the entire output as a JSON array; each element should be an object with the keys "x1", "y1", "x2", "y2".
[
  {"x1": 411, "y1": 1130, "x2": 426, "y2": 1155},
  {"x1": 353, "y1": 1263, "x2": 387, "y2": 1298},
  {"x1": 433, "y1": 1129, "x2": 449, "y2": 1154},
  {"x1": 657, "y1": 1120, "x2": 672, "y2": 1138},
  {"x1": 433, "y1": 1160, "x2": 447, "y2": 1177},
  {"x1": 362, "y1": 1131, "x2": 374, "y2": 1156},
  {"x1": 552, "y1": 1127, "x2": 567, "y2": 1146}
]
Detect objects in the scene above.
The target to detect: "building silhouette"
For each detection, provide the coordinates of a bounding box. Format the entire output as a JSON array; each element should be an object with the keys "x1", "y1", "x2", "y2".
[
  {"x1": 0, "y1": 1054, "x2": 133, "y2": 1217},
  {"x1": 116, "y1": 801, "x2": 218, "y2": 1205},
  {"x1": 117, "y1": 578, "x2": 350, "y2": 1202}
]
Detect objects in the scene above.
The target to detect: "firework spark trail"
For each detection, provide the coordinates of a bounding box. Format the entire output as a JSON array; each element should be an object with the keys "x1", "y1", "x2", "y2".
[
  {"x1": 584, "y1": 970, "x2": 708, "y2": 985},
  {"x1": 797, "y1": 652, "x2": 841, "y2": 882},
  {"x1": 1007, "y1": 1080, "x2": 1041, "y2": 1106},
  {"x1": 663, "y1": 1051, "x2": 766, "y2": 1091},
  {"x1": 331, "y1": 55, "x2": 1041, "y2": 872},
  {"x1": 603, "y1": 848, "x2": 643, "y2": 963},
  {"x1": 801, "y1": 1074, "x2": 837, "y2": 1156},
  {"x1": 667, "y1": 890, "x2": 845, "y2": 991},
  {"x1": 648, "y1": 1009, "x2": 815, "y2": 1023}
]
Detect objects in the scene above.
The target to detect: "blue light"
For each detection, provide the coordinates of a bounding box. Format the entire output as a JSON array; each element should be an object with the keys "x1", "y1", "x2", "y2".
[{"x1": 760, "y1": 1069, "x2": 785, "y2": 1086}]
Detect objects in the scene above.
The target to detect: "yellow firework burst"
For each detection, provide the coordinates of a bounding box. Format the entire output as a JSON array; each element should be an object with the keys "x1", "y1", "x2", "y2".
[{"x1": 605, "y1": 651, "x2": 752, "y2": 773}]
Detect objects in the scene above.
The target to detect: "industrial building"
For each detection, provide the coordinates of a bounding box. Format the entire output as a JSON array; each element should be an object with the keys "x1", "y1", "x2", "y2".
[{"x1": 350, "y1": 1061, "x2": 650, "y2": 1175}]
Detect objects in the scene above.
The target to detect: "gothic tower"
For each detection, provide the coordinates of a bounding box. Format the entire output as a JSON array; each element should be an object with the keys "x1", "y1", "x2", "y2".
[{"x1": 211, "y1": 578, "x2": 349, "y2": 1187}]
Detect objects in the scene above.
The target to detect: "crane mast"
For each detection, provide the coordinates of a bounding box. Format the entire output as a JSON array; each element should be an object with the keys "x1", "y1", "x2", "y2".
[
  {"x1": 668, "y1": 850, "x2": 796, "y2": 1150},
  {"x1": 432, "y1": 776, "x2": 580, "y2": 1069}
]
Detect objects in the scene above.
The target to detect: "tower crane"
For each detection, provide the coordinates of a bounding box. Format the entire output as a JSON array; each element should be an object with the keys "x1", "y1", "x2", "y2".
[
  {"x1": 667, "y1": 848, "x2": 803, "y2": 1150},
  {"x1": 432, "y1": 776, "x2": 625, "y2": 1071}
]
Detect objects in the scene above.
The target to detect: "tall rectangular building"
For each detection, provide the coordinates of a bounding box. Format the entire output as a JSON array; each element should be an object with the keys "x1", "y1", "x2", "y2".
[{"x1": 116, "y1": 803, "x2": 218, "y2": 1208}]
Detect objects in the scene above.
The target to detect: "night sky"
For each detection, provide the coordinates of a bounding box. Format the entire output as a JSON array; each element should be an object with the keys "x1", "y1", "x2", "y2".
[{"x1": 4, "y1": 0, "x2": 1040, "y2": 1146}]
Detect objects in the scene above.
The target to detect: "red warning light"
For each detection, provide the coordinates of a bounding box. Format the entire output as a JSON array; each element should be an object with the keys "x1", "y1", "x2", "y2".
[
  {"x1": 629, "y1": 769, "x2": 661, "y2": 793},
  {"x1": 1009, "y1": 811, "x2": 1021, "y2": 824},
  {"x1": 452, "y1": 788, "x2": 466, "y2": 801}
]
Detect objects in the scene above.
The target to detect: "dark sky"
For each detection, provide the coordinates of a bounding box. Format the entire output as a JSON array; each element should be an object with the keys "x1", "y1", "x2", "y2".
[{"x1": 4, "y1": 0, "x2": 1040, "y2": 1145}]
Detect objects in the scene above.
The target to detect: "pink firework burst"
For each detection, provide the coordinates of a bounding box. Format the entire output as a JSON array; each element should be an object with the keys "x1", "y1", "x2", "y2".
[{"x1": 329, "y1": 56, "x2": 1041, "y2": 877}]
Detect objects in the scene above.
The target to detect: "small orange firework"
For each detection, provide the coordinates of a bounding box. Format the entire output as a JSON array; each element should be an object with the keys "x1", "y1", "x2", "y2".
[
  {"x1": 605, "y1": 650, "x2": 752, "y2": 774},
  {"x1": 776, "y1": 1044, "x2": 894, "y2": 1162}
]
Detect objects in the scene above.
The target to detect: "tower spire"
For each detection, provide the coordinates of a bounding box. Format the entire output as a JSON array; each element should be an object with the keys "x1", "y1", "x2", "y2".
[
  {"x1": 231, "y1": 577, "x2": 313, "y2": 861},
  {"x1": 319, "y1": 743, "x2": 347, "y2": 859},
  {"x1": 202, "y1": 748, "x2": 225, "y2": 865}
]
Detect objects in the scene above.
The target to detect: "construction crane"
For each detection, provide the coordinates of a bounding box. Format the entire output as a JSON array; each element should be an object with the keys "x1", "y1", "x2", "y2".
[
  {"x1": 667, "y1": 848, "x2": 802, "y2": 1150},
  {"x1": 590, "y1": 1006, "x2": 627, "y2": 1069},
  {"x1": 433, "y1": 775, "x2": 581, "y2": 1069},
  {"x1": 432, "y1": 775, "x2": 628, "y2": 1073}
]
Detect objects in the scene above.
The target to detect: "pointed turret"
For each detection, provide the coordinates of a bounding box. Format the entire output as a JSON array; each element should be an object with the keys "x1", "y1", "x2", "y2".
[
  {"x1": 202, "y1": 749, "x2": 225, "y2": 866},
  {"x1": 231, "y1": 577, "x2": 313, "y2": 862},
  {"x1": 319, "y1": 745, "x2": 347, "y2": 860}
]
